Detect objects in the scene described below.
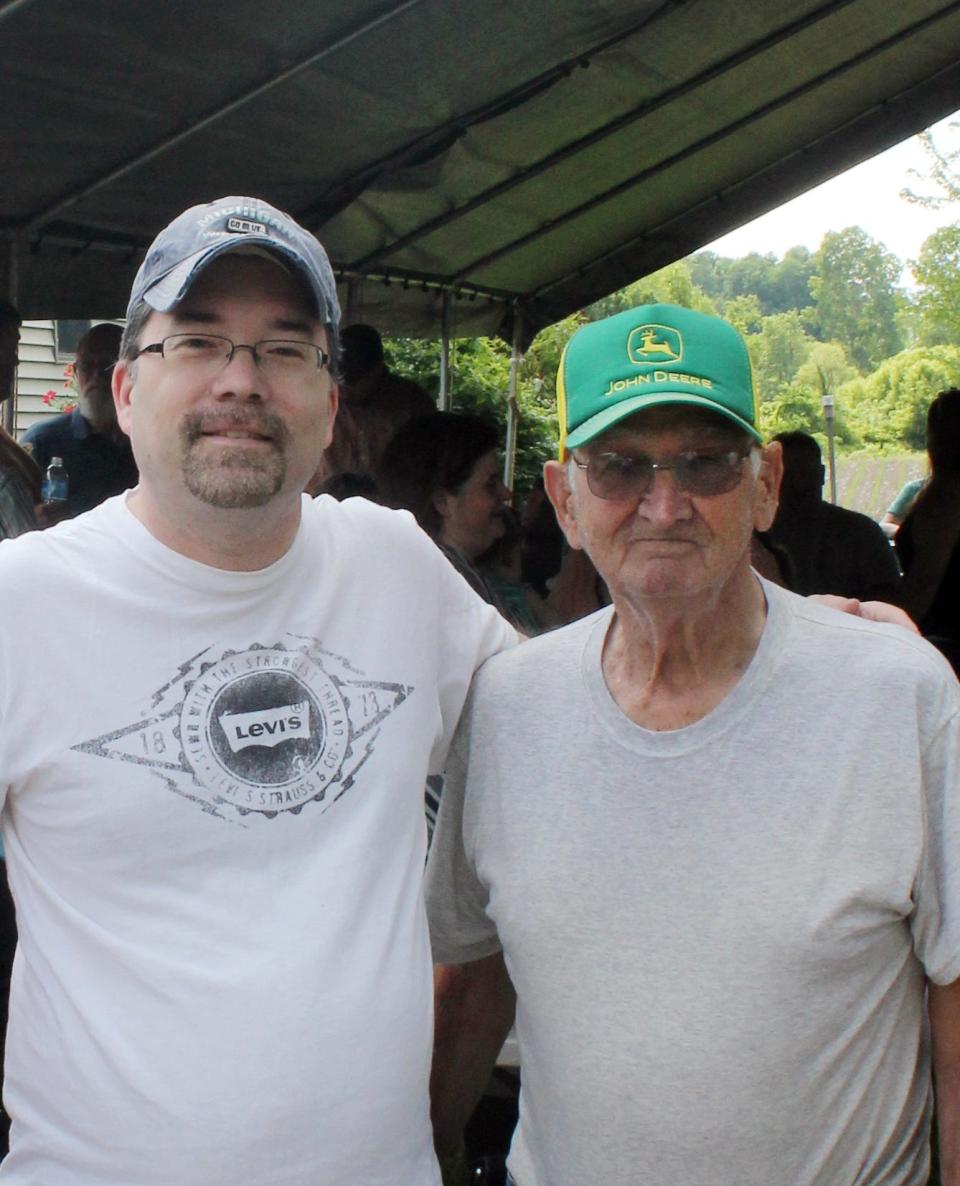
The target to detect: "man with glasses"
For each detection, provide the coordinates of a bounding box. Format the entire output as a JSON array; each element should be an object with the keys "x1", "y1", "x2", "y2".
[
  {"x1": 22, "y1": 321, "x2": 137, "y2": 518},
  {"x1": 427, "y1": 304, "x2": 960, "y2": 1186},
  {"x1": 0, "y1": 197, "x2": 513, "y2": 1185}
]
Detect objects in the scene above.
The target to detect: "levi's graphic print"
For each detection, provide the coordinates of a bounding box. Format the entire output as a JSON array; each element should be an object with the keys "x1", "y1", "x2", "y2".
[{"x1": 74, "y1": 634, "x2": 411, "y2": 823}]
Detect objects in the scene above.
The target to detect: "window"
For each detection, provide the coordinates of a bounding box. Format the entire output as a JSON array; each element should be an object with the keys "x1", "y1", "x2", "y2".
[{"x1": 54, "y1": 319, "x2": 92, "y2": 360}]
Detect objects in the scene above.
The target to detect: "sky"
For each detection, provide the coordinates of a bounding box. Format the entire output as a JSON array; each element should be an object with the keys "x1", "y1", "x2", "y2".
[{"x1": 706, "y1": 110, "x2": 959, "y2": 282}]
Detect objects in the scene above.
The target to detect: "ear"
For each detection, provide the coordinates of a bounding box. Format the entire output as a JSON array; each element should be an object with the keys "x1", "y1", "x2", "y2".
[
  {"x1": 112, "y1": 359, "x2": 135, "y2": 439},
  {"x1": 753, "y1": 441, "x2": 783, "y2": 532},
  {"x1": 322, "y1": 382, "x2": 339, "y2": 449},
  {"x1": 432, "y1": 487, "x2": 455, "y2": 521},
  {"x1": 543, "y1": 458, "x2": 584, "y2": 551}
]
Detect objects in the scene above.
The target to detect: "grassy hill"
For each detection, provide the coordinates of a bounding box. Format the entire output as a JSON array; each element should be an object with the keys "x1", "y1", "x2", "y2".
[{"x1": 826, "y1": 452, "x2": 925, "y2": 521}]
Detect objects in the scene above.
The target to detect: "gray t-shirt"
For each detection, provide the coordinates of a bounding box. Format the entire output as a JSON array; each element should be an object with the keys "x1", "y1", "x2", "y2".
[{"x1": 426, "y1": 580, "x2": 960, "y2": 1186}]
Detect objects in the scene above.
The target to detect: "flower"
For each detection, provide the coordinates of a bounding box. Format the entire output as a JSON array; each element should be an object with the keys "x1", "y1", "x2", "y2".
[{"x1": 42, "y1": 390, "x2": 56, "y2": 406}]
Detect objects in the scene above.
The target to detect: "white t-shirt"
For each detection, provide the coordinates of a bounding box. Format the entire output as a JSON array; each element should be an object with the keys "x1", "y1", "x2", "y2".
[
  {"x1": 427, "y1": 581, "x2": 960, "y2": 1186},
  {"x1": 0, "y1": 492, "x2": 515, "y2": 1186}
]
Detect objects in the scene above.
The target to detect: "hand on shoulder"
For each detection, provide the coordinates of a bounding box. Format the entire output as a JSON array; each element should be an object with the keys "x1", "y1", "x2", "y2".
[{"x1": 809, "y1": 594, "x2": 919, "y2": 633}]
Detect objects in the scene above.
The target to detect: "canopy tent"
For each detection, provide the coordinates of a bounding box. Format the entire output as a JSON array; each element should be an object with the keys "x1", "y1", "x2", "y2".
[{"x1": 3, "y1": 0, "x2": 960, "y2": 348}]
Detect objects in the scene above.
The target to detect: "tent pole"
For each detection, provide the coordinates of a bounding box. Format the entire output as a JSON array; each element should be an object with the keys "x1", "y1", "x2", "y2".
[
  {"x1": 438, "y1": 291, "x2": 452, "y2": 411},
  {"x1": 3, "y1": 235, "x2": 19, "y2": 434},
  {"x1": 344, "y1": 278, "x2": 360, "y2": 329},
  {"x1": 503, "y1": 308, "x2": 523, "y2": 495}
]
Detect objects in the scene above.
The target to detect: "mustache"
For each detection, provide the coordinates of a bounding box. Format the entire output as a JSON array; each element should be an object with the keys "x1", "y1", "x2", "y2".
[{"x1": 181, "y1": 408, "x2": 289, "y2": 446}]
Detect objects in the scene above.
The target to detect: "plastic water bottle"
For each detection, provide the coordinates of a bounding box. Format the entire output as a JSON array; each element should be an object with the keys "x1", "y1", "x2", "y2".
[{"x1": 42, "y1": 457, "x2": 69, "y2": 504}]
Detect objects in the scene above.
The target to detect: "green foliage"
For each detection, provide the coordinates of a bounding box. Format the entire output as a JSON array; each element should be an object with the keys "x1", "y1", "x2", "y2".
[
  {"x1": 913, "y1": 223, "x2": 960, "y2": 344},
  {"x1": 747, "y1": 310, "x2": 813, "y2": 396},
  {"x1": 723, "y1": 294, "x2": 763, "y2": 336},
  {"x1": 688, "y1": 245, "x2": 816, "y2": 316},
  {"x1": 383, "y1": 334, "x2": 559, "y2": 500},
  {"x1": 382, "y1": 228, "x2": 946, "y2": 482},
  {"x1": 810, "y1": 227, "x2": 903, "y2": 372},
  {"x1": 793, "y1": 340, "x2": 858, "y2": 395},
  {"x1": 839, "y1": 345, "x2": 960, "y2": 451},
  {"x1": 770, "y1": 246, "x2": 817, "y2": 314},
  {"x1": 756, "y1": 384, "x2": 825, "y2": 438},
  {"x1": 586, "y1": 261, "x2": 717, "y2": 319}
]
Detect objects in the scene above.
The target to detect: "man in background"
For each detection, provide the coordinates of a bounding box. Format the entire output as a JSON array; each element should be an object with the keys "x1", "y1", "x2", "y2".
[
  {"x1": 769, "y1": 429, "x2": 900, "y2": 599},
  {"x1": 0, "y1": 302, "x2": 39, "y2": 540},
  {"x1": 22, "y1": 321, "x2": 137, "y2": 516},
  {"x1": 324, "y1": 322, "x2": 434, "y2": 484}
]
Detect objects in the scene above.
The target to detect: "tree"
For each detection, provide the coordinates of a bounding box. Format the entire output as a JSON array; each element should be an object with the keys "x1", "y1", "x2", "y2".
[
  {"x1": 901, "y1": 122, "x2": 960, "y2": 209},
  {"x1": 586, "y1": 261, "x2": 716, "y2": 320},
  {"x1": 383, "y1": 334, "x2": 559, "y2": 500},
  {"x1": 810, "y1": 227, "x2": 903, "y2": 372},
  {"x1": 840, "y1": 345, "x2": 960, "y2": 451},
  {"x1": 687, "y1": 251, "x2": 728, "y2": 302},
  {"x1": 768, "y1": 246, "x2": 816, "y2": 314},
  {"x1": 747, "y1": 311, "x2": 815, "y2": 399},
  {"x1": 723, "y1": 294, "x2": 763, "y2": 336},
  {"x1": 793, "y1": 341, "x2": 858, "y2": 400},
  {"x1": 912, "y1": 223, "x2": 960, "y2": 344}
]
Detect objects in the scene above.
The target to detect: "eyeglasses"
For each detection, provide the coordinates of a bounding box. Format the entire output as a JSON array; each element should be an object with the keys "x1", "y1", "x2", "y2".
[
  {"x1": 573, "y1": 446, "x2": 753, "y2": 501},
  {"x1": 137, "y1": 333, "x2": 330, "y2": 380}
]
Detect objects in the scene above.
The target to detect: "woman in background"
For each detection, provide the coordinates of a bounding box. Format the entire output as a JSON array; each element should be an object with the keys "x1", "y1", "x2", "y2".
[{"x1": 895, "y1": 388, "x2": 960, "y2": 673}]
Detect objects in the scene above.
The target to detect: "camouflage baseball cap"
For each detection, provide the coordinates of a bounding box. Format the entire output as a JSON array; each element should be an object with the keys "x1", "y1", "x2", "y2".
[{"x1": 127, "y1": 196, "x2": 340, "y2": 327}]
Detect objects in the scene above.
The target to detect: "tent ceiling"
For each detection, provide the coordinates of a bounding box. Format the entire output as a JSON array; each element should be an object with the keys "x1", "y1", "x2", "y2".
[{"x1": 3, "y1": 0, "x2": 960, "y2": 343}]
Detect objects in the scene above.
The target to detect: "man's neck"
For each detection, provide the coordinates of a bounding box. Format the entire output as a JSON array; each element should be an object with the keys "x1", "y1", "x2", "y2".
[
  {"x1": 601, "y1": 565, "x2": 768, "y2": 731},
  {"x1": 125, "y1": 488, "x2": 303, "y2": 572}
]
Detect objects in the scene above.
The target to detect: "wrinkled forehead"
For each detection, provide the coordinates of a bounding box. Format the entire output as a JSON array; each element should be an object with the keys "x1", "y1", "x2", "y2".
[{"x1": 584, "y1": 404, "x2": 752, "y2": 453}]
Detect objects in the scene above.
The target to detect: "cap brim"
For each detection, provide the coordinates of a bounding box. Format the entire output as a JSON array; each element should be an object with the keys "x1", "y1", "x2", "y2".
[
  {"x1": 141, "y1": 237, "x2": 324, "y2": 319},
  {"x1": 565, "y1": 390, "x2": 762, "y2": 449}
]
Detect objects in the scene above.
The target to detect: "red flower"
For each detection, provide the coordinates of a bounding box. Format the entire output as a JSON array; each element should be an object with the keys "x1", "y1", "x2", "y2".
[{"x1": 42, "y1": 391, "x2": 56, "y2": 406}]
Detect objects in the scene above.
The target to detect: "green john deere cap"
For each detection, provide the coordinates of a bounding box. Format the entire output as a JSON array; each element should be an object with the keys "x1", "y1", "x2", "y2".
[{"x1": 557, "y1": 303, "x2": 761, "y2": 456}]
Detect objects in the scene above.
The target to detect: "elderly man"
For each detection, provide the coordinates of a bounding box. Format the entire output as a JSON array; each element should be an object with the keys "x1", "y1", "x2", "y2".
[
  {"x1": 0, "y1": 197, "x2": 513, "y2": 1185},
  {"x1": 427, "y1": 304, "x2": 960, "y2": 1186},
  {"x1": 22, "y1": 321, "x2": 138, "y2": 517}
]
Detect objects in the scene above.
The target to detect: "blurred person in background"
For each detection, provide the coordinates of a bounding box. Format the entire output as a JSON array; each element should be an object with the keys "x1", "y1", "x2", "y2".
[
  {"x1": 0, "y1": 302, "x2": 40, "y2": 540},
  {"x1": 381, "y1": 411, "x2": 512, "y2": 613},
  {"x1": 324, "y1": 323, "x2": 434, "y2": 484},
  {"x1": 22, "y1": 322, "x2": 138, "y2": 518},
  {"x1": 895, "y1": 388, "x2": 960, "y2": 673}
]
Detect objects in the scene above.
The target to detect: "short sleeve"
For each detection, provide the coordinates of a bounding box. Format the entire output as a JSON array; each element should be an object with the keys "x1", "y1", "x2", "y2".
[
  {"x1": 910, "y1": 692, "x2": 960, "y2": 985},
  {"x1": 425, "y1": 715, "x2": 503, "y2": 965},
  {"x1": 428, "y1": 546, "x2": 517, "y2": 777},
  {"x1": 888, "y1": 479, "x2": 924, "y2": 519}
]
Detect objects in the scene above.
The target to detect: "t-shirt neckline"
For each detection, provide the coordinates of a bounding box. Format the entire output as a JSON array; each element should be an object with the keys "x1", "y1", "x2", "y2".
[{"x1": 582, "y1": 577, "x2": 789, "y2": 755}]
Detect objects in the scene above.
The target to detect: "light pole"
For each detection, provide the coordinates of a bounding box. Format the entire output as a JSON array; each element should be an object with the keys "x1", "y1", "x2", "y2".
[{"x1": 821, "y1": 392, "x2": 837, "y2": 504}]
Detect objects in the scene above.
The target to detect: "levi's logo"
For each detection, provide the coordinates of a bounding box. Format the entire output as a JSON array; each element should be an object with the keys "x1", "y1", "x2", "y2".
[
  {"x1": 226, "y1": 217, "x2": 268, "y2": 235},
  {"x1": 627, "y1": 324, "x2": 682, "y2": 366},
  {"x1": 218, "y1": 701, "x2": 310, "y2": 752}
]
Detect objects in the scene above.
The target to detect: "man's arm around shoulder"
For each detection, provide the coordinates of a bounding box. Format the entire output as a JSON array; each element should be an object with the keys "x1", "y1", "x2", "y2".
[{"x1": 431, "y1": 951, "x2": 516, "y2": 1157}]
